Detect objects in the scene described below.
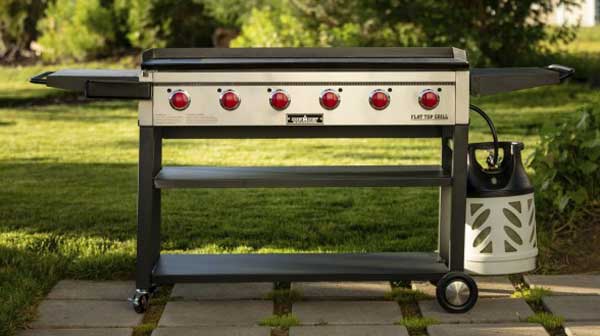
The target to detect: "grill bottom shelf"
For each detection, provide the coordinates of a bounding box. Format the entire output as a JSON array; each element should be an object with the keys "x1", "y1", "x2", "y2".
[{"x1": 152, "y1": 252, "x2": 449, "y2": 283}]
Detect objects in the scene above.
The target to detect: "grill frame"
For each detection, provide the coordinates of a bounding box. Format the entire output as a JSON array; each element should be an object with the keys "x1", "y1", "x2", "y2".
[{"x1": 135, "y1": 48, "x2": 471, "y2": 302}]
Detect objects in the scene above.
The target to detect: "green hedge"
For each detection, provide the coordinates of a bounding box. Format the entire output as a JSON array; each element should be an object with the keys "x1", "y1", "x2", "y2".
[{"x1": 531, "y1": 105, "x2": 600, "y2": 237}]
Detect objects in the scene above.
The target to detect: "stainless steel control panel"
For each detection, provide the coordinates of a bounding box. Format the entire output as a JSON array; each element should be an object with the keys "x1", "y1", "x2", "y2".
[{"x1": 139, "y1": 71, "x2": 469, "y2": 126}]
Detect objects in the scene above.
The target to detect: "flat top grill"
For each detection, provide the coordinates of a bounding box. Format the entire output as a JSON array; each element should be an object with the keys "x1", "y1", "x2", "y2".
[
  {"x1": 28, "y1": 47, "x2": 573, "y2": 314},
  {"x1": 141, "y1": 47, "x2": 469, "y2": 70}
]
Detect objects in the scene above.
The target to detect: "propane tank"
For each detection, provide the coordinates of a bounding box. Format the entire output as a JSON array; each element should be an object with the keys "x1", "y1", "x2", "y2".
[{"x1": 464, "y1": 142, "x2": 537, "y2": 275}]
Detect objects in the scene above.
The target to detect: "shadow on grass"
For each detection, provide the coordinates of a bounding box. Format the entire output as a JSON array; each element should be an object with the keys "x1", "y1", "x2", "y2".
[
  {"x1": 8, "y1": 101, "x2": 138, "y2": 125},
  {"x1": 0, "y1": 91, "x2": 80, "y2": 107},
  {"x1": 0, "y1": 120, "x2": 16, "y2": 126}
]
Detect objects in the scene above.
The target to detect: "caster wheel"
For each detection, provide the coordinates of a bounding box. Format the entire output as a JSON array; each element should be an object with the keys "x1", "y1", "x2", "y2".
[
  {"x1": 436, "y1": 272, "x2": 478, "y2": 313},
  {"x1": 132, "y1": 293, "x2": 150, "y2": 314}
]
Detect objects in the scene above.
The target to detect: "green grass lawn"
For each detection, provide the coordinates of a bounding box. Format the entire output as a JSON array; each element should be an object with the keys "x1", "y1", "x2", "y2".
[
  {"x1": 560, "y1": 25, "x2": 600, "y2": 53},
  {"x1": 0, "y1": 61, "x2": 598, "y2": 335}
]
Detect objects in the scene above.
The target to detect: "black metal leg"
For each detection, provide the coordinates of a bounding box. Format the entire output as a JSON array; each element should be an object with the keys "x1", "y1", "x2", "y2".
[
  {"x1": 449, "y1": 125, "x2": 468, "y2": 271},
  {"x1": 136, "y1": 127, "x2": 162, "y2": 290},
  {"x1": 438, "y1": 137, "x2": 452, "y2": 263},
  {"x1": 441, "y1": 137, "x2": 452, "y2": 175}
]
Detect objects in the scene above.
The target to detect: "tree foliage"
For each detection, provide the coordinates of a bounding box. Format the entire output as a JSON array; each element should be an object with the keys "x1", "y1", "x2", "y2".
[
  {"x1": 34, "y1": 0, "x2": 217, "y2": 62},
  {"x1": 0, "y1": 0, "x2": 47, "y2": 61},
  {"x1": 114, "y1": 0, "x2": 164, "y2": 50},
  {"x1": 231, "y1": 0, "x2": 578, "y2": 66},
  {"x1": 36, "y1": 0, "x2": 114, "y2": 62},
  {"x1": 0, "y1": 0, "x2": 581, "y2": 65},
  {"x1": 149, "y1": 0, "x2": 216, "y2": 48},
  {"x1": 231, "y1": 7, "x2": 318, "y2": 48}
]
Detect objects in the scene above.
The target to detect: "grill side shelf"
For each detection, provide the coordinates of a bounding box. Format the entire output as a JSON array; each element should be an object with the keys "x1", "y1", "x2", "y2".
[
  {"x1": 30, "y1": 69, "x2": 150, "y2": 100},
  {"x1": 154, "y1": 165, "x2": 452, "y2": 189},
  {"x1": 470, "y1": 65, "x2": 574, "y2": 96}
]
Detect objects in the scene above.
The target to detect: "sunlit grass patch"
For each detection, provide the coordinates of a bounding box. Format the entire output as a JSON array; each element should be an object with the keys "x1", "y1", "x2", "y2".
[
  {"x1": 385, "y1": 287, "x2": 433, "y2": 303},
  {"x1": 259, "y1": 313, "x2": 300, "y2": 328},
  {"x1": 526, "y1": 312, "x2": 564, "y2": 330},
  {"x1": 512, "y1": 287, "x2": 553, "y2": 305}
]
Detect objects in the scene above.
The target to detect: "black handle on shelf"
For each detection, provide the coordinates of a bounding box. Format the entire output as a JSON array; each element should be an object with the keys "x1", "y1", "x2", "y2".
[
  {"x1": 29, "y1": 71, "x2": 55, "y2": 85},
  {"x1": 547, "y1": 64, "x2": 575, "y2": 81}
]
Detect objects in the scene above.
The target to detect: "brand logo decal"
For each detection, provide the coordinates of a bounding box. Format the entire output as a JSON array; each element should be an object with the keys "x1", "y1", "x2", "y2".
[
  {"x1": 286, "y1": 114, "x2": 324, "y2": 125},
  {"x1": 410, "y1": 113, "x2": 449, "y2": 120}
]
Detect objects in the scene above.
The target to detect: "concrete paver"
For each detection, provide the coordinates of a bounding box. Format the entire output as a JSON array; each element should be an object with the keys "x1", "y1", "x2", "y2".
[
  {"x1": 419, "y1": 298, "x2": 534, "y2": 323},
  {"x1": 292, "y1": 282, "x2": 391, "y2": 300},
  {"x1": 290, "y1": 325, "x2": 409, "y2": 336},
  {"x1": 543, "y1": 296, "x2": 600, "y2": 321},
  {"x1": 428, "y1": 323, "x2": 549, "y2": 336},
  {"x1": 412, "y1": 276, "x2": 515, "y2": 298},
  {"x1": 18, "y1": 329, "x2": 133, "y2": 336},
  {"x1": 152, "y1": 326, "x2": 271, "y2": 336},
  {"x1": 158, "y1": 301, "x2": 272, "y2": 327},
  {"x1": 47, "y1": 280, "x2": 133, "y2": 300},
  {"x1": 565, "y1": 322, "x2": 600, "y2": 336},
  {"x1": 30, "y1": 300, "x2": 142, "y2": 328},
  {"x1": 524, "y1": 275, "x2": 600, "y2": 295},
  {"x1": 170, "y1": 283, "x2": 272, "y2": 301},
  {"x1": 293, "y1": 301, "x2": 401, "y2": 325},
  {"x1": 31, "y1": 279, "x2": 600, "y2": 336}
]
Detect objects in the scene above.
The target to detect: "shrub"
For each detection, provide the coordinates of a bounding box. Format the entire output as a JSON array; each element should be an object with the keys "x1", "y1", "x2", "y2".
[
  {"x1": 231, "y1": 7, "x2": 318, "y2": 47},
  {"x1": 114, "y1": 0, "x2": 165, "y2": 50},
  {"x1": 36, "y1": 0, "x2": 115, "y2": 62},
  {"x1": 530, "y1": 106, "x2": 600, "y2": 238},
  {"x1": 33, "y1": 0, "x2": 217, "y2": 62},
  {"x1": 228, "y1": 0, "x2": 578, "y2": 66},
  {"x1": 0, "y1": 0, "x2": 47, "y2": 61},
  {"x1": 149, "y1": 0, "x2": 217, "y2": 48}
]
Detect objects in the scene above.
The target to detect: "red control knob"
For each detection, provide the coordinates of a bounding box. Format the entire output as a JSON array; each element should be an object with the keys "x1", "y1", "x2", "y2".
[
  {"x1": 270, "y1": 90, "x2": 291, "y2": 110},
  {"x1": 369, "y1": 89, "x2": 390, "y2": 110},
  {"x1": 419, "y1": 89, "x2": 440, "y2": 110},
  {"x1": 320, "y1": 89, "x2": 340, "y2": 110},
  {"x1": 169, "y1": 90, "x2": 190, "y2": 110},
  {"x1": 220, "y1": 90, "x2": 241, "y2": 110}
]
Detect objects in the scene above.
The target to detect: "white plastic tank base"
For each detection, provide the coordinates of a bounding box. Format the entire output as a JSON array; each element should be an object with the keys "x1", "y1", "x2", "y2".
[{"x1": 465, "y1": 192, "x2": 538, "y2": 275}]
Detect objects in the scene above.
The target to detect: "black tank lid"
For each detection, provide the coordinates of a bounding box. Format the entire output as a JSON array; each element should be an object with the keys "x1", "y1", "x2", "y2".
[{"x1": 467, "y1": 142, "x2": 534, "y2": 198}]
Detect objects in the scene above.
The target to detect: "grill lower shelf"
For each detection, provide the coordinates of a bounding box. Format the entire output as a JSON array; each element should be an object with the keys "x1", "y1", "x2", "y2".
[
  {"x1": 152, "y1": 252, "x2": 449, "y2": 283},
  {"x1": 154, "y1": 165, "x2": 451, "y2": 189}
]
